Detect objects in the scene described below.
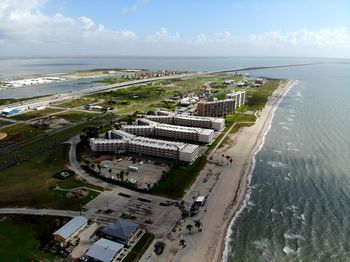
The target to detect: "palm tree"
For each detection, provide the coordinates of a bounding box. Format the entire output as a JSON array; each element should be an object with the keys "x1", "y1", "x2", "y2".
[
  {"x1": 119, "y1": 171, "x2": 125, "y2": 182},
  {"x1": 194, "y1": 220, "x2": 202, "y2": 232},
  {"x1": 186, "y1": 224, "x2": 193, "y2": 234},
  {"x1": 179, "y1": 239, "x2": 186, "y2": 247}
]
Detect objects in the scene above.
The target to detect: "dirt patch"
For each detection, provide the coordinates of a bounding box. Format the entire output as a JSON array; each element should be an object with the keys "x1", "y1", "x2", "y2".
[{"x1": 0, "y1": 132, "x2": 7, "y2": 140}]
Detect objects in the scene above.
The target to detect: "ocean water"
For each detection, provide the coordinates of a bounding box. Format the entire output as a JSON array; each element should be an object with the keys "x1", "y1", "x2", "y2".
[
  {"x1": 226, "y1": 62, "x2": 350, "y2": 261},
  {"x1": 1, "y1": 57, "x2": 350, "y2": 261}
]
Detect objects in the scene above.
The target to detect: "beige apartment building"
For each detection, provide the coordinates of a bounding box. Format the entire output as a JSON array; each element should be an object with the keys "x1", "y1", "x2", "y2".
[{"x1": 197, "y1": 99, "x2": 235, "y2": 117}]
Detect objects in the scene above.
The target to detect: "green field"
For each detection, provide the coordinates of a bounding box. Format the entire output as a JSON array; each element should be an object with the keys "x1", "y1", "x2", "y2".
[
  {"x1": 0, "y1": 215, "x2": 59, "y2": 261},
  {"x1": 0, "y1": 123, "x2": 45, "y2": 147},
  {"x1": 245, "y1": 80, "x2": 280, "y2": 110},
  {"x1": 0, "y1": 113, "x2": 118, "y2": 165},
  {"x1": 0, "y1": 95, "x2": 50, "y2": 106},
  {"x1": 0, "y1": 120, "x2": 11, "y2": 127},
  {"x1": 56, "y1": 98, "x2": 99, "y2": 108},
  {"x1": 0, "y1": 144, "x2": 99, "y2": 209},
  {"x1": 94, "y1": 77, "x2": 135, "y2": 84},
  {"x1": 89, "y1": 84, "x2": 167, "y2": 102},
  {"x1": 150, "y1": 156, "x2": 207, "y2": 199},
  {"x1": 9, "y1": 108, "x2": 64, "y2": 121},
  {"x1": 54, "y1": 110, "x2": 100, "y2": 123}
]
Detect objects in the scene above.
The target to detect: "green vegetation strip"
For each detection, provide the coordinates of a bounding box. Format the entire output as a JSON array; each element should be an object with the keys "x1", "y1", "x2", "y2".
[
  {"x1": 0, "y1": 95, "x2": 50, "y2": 106},
  {"x1": 9, "y1": 108, "x2": 63, "y2": 121},
  {"x1": 150, "y1": 156, "x2": 207, "y2": 199},
  {"x1": 0, "y1": 120, "x2": 11, "y2": 128},
  {"x1": 57, "y1": 98, "x2": 98, "y2": 108},
  {"x1": 245, "y1": 80, "x2": 280, "y2": 111},
  {"x1": 54, "y1": 110, "x2": 100, "y2": 123},
  {"x1": 123, "y1": 232, "x2": 155, "y2": 262}
]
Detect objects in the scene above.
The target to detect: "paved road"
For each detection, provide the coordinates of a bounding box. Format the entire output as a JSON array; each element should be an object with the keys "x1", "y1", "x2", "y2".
[
  {"x1": 67, "y1": 135, "x2": 175, "y2": 204},
  {"x1": 0, "y1": 207, "x2": 81, "y2": 218}
]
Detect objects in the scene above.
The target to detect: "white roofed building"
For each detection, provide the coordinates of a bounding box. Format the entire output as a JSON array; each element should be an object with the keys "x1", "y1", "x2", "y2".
[
  {"x1": 53, "y1": 216, "x2": 88, "y2": 245},
  {"x1": 85, "y1": 238, "x2": 123, "y2": 262}
]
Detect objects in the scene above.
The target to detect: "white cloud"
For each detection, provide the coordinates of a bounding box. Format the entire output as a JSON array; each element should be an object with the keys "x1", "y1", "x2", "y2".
[
  {"x1": 0, "y1": 0, "x2": 349, "y2": 57},
  {"x1": 146, "y1": 27, "x2": 180, "y2": 43},
  {"x1": 123, "y1": 0, "x2": 150, "y2": 13}
]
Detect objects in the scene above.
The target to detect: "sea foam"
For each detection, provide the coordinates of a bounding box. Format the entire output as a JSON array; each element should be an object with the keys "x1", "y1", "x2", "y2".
[{"x1": 222, "y1": 80, "x2": 298, "y2": 261}]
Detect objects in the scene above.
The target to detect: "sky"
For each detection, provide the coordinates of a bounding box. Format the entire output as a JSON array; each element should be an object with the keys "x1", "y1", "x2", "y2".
[{"x1": 0, "y1": 0, "x2": 349, "y2": 58}]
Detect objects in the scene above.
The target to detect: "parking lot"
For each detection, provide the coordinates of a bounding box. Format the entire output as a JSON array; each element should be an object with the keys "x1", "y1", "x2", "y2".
[{"x1": 97, "y1": 155, "x2": 170, "y2": 189}]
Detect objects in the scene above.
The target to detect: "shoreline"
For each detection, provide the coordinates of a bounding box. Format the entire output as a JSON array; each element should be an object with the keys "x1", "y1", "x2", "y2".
[
  {"x1": 221, "y1": 79, "x2": 297, "y2": 261},
  {"x1": 170, "y1": 79, "x2": 297, "y2": 262}
]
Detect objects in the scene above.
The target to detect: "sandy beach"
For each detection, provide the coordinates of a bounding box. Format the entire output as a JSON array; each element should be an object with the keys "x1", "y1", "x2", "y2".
[{"x1": 142, "y1": 79, "x2": 296, "y2": 262}]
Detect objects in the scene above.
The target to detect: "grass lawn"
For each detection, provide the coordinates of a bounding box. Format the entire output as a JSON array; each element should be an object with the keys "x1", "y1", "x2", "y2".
[
  {"x1": 234, "y1": 113, "x2": 257, "y2": 122},
  {"x1": 123, "y1": 232, "x2": 154, "y2": 262},
  {"x1": 0, "y1": 144, "x2": 100, "y2": 210},
  {"x1": 54, "y1": 110, "x2": 100, "y2": 123},
  {"x1": 0, "y1": 120, "x2": 11, "y2": 127},
  {"x1": 0, "y1": 113, "x2": 118, "y2": 165},
  {"x1": 9, "y1": 108, "x2": 64, "y2": 121},
  {"x1": 0, "y1": 95, "x2": 50, "y2": 107},
  {"x1": 0, "y1": 215, "x2": 60, "y2": 261},
  {"x1": 150, "y1": 156, "x2": 207, "y2": 199},
  {"x1": 0, "y1": 123, "x2": 45, "y2": 147},
  {"x1": 56, "y1": 98, "x2": 99, "y2": 108},
  {"x1": 88, "y1": 85, "x2": 166, "y2": 101},
  {"x1": 94, "y1": 77, "x2": 135, "y2": 84},
  {"x1": 245, "y1": 80, "x2": 280, "y2": 110}
]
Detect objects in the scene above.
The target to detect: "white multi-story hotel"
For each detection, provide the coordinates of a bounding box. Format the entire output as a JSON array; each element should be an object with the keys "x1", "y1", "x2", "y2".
[
  {"x1": 90, "y1": 130, "x2": 200, "y2": 163},
  {"x1": 225, "y1": 91, "x2": 246, "y2": 109},
  {"x1": 90, "y1": 139, "x2": 127, "y2": 153},
  {"x1": 145, "y1": 114, "x2": 225, "y2": 131},
  {"x1": 121, "y1": 118, "x2": 215, "y2": 144}
]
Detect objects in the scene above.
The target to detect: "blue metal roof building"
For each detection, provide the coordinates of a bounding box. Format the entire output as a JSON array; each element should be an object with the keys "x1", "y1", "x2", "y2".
[{"x1": 102, "y1": 219, "x2": 140, "y2": 245}]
